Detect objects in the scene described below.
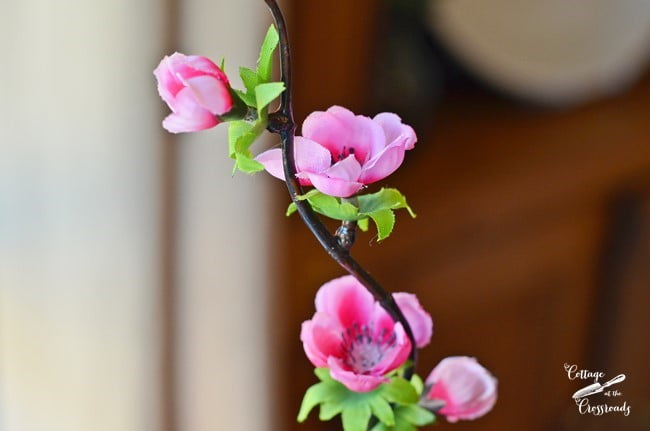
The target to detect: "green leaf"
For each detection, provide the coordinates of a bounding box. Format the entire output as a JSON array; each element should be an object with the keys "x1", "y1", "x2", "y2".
[
  {"x1": 310, "y1": 194, "x2": 358, "y2": 220},
  {"x1": 410, "y1": 374, "x2": 424, "y2": 396},
  {"x1": 297, "y1": 382, "x2": 330, "y2": 422},
  {"x1": 295, "y1": 189, "x2": 322, "y2": 201},
  {"x1": 228, "y1": 121, "x2": 254, "y2": 158},
  {"x1": 381, "y1": 377, "x2": 419, "y2": 405},
  {"x1": 369, "y1": 396, "x2": 395, "y2": 426},
  {"x1": 297, "y1": 368, "x2": 433, "y2": 431},
  {"x1": 396, "y1": 405, "x2": 435, "y2": 427},
  {"x1": 368, "y1": 208, "x2": 395, "y2": 241},
  {"x1": 370, "y1": 404, "x2": 433, "y2": 431},
  {"x1": 314, "y1": 367, "x2": 333, "y2": 382},
  {"x1": 287, "y1": 190, "x2": 324, "y2": 217},
  {"x1": 235, "y1": 153, "x2": 264, "y2": 173},
  {"x1": 233, "y1": 89, "x2": 256, "y2": 108},
  {"x1": 257, "y1": 24, "x2": 280, "y2": 82},
  {"x1": 228, "y1": 117, "x2": 268, "y2": 175},
  {"x1": 255, "y1": 81, "x2": 285, "y2": 111},
  {"x1": 319, "y1": 401, "x2": 344, "y2": 421},
  {"x1": 289, "y1": 191, "x2": 360, "y2": 220},
  {"x1": 239, "y1": 67, "x2": 259, "y2": 93},
  {"x1": 342, "y1": 404, "x2": 372, "y2": 431},
  {"x1": 357, "y1": 217, "x2": 369, "y2": 232},
  {"x1": 358, "y1": 188, "x2": 416, "y2": 218}
]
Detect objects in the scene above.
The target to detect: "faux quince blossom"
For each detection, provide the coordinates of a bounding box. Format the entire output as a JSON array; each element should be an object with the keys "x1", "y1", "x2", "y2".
[
  {"x1": 154, "y1": 53, "x2": 234, "y2": 133},
  {"x1": 301, "y1": 275, "x2": 432, "y2": 392},
  {"x1": 424, "y1": 356, "x2": 497, "y2": 422},
  {"x1": 256, "y1": 106, "x2": 416, "y2": 197}
]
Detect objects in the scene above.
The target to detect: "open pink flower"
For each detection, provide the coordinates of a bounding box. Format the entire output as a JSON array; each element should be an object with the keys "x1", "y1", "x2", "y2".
[
  {"x1": 256, "y1": 106, "x2": 416, "y2": 197},
  {"x1": 424, "y1": 356, "x2": 497, "y2": 422},
  {"x1": 154, "y1": 52, "x2": 233, "y2": 133},
  {"x1": 301, "y1": 275, "x2": 432, "y2": 392}
]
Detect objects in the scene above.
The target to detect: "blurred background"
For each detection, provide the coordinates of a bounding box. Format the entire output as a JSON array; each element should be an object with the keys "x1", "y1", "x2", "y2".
[{"x1": 1, "y1": 0, "x2": 649, "y2": 431}]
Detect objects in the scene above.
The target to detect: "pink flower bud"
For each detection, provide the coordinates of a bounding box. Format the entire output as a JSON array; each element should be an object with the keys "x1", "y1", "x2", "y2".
[
  {"x1": 424, "y1": 356, "x2": 497, "y2": 422},
  {"x1": 154, "y1": 53, "x2": 233, "y2": 133},
  {"x1": 255, "y1": 106, "x2": 417, "y2": 197}
]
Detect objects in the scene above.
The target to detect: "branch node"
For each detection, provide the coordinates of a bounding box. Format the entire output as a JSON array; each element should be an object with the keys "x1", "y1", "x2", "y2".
[{"x1": 335, "y1": 220, "x2": 357, "y2": 251}]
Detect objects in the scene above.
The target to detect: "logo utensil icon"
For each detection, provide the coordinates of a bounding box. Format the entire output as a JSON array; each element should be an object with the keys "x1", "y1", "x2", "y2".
[{"x1": 572, "y1": 374, "x2": 626, "y2": 399}]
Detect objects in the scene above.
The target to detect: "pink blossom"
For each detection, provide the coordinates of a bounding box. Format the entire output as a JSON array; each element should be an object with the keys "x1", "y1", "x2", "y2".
[
  {"x1": 301, "y1": 275, "x2": 432, "y2": 392},
  {"x1": 256, "y1": 106, "x2": 416, "y2": 197},
  {"x1": 154, "y1": 53, "x2": 233, "y2": 133},
  {"x1": 424, "y1": 356, "x2": 497, "y2": 422}
]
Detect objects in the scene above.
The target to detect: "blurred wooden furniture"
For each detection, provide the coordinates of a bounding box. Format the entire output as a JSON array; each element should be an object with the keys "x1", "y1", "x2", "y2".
[{"x1": 274, "y1": 2, "x2": 650, "y2": 430}]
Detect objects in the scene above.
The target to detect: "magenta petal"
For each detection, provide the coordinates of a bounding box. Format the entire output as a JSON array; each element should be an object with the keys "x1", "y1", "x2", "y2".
[
  {"x1": 315, "y1": 275, "x2": 375, "y2": 328},
  {"x1": 304, "y1": 173, "x2": 363, "y2": 198},
  {"x1": 325, "y1": 154, "x2": 362, "y2": 181},
  {"x1": 304, "y1": 154, "x2": 363, "y2": 196},
  {"x1": 372, "y1": 322, "x2": 411, "y2": 375},
  {"x1": 302, "y1": 107, "x2": 357, "y2": 159},
  {"x1": 294, "y1": 137, "x2": 332, "y2": 174},
  {"x1": 255, "y1": 148, "x2": 285, "y2": 181},
  {"x1": 162, "y1": 88, "x2": 219, "y2": 133},
  {"x1": 300, "y1": 320, "x2": 328, "y2": 367},
  {"x1": 300, "y1": 312, "x2": 343, "y2": 367},
  {"x1": 374, "y1": 112, "x2": 417, "y2": 151},
  {"x1": 184, "y1": 55, "x2": 230, "y2": 82},
  {"x1": 394, "y1": 292, "x2": 433, "y2": 348},
  {"x1": 328, "y1": 357, "x2": 388, "y2": 392},
  {"x1": 302, "y1": 106, "x2": 384, "y2": 163},
  {"x1": 358, "y1": 141, "x2": 406, "y2": 184},
  {"x1": 256, "y1": 137, "x2": 331, "y2": 186},
  {"x1": 426, "y1": 357, "x2": 497, "y2": 422},
  {"x1": 154, "y1": 52, "x2": 233, "y2": 134},
  {"x1": 369, "y1": 302, "x2": 395, "y2": 340},
  {"x1": 154, "y1": 56, "x2": 184, "y2": 106},
  {"x1": 183, "y1": 75, "x2": 233, "y2": 115},
  {"x1": 162, "y1": 110, "x2": 217, "y2": 133}
]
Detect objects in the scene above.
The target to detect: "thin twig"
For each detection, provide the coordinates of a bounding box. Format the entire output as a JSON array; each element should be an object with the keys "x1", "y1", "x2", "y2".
[{"x1": 263, "y1": 0, "x2": 417, "y2": 376}]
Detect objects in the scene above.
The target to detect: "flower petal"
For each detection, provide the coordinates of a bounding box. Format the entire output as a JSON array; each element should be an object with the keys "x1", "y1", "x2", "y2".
[
  {"x1": 162, "y1": 111, "x2": 218, "y2": 134},
  {"x1": 254, "y1": 148, "x2": 284, "y2": 181},
  {"x1": 182, "y1": 75, "x2": 233, "y2": 115},
  {"x1": 300, "y1": 312, "x2": 344, "y2": 367},
  {"x1": 295, "y1": 137, "x2": 332, "y2": 174},
  {"x1": 183, "y1": 55, "x2": 230, "y2": 83},
  {"x1": 394, "y1": 292, "x2": 433, "y2": 348},
  {"x1": 315, "y1": 275, "x2": 375, "y2": 328},
  {"x1": 302, "y1": 173, "x2": 363, "y2": 197},
  {"x1": 161, "y1": 87, "x2": 218, "y2": 133},
  {"x1": 255, "y1": 137, "x2": 331, "y2": 185},
  {"x1": 325, "y1": 154, "x2": 362, "y2": 181},
  {"x1": 374, "y1": 112, "x2": 417, "y2": 150},
  {"x1": 358, "y1": 140, "x2": 407, "y2": 184},
  {"x1": 328, "y1": 357, "x2": 388, "y2": 392},
  {"x1": 300, "y1": 154, "x2": 363, "y2": 197},
  {"x1": 154, "y1": 55, "x2": 185, "y2": 106},
  {"x1": 371, "y1": 321, "x2": 411, "y2": 375},
  {"x1": 426, "y1": 357, "x2": 497, "y2": 422},
  {"x1": 302, "y1": 106, "x2": 384, "y2": 164}
]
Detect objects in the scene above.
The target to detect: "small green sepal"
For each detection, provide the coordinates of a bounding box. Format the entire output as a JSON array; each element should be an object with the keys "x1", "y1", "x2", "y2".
[{"x1": 297, "y1": 368, "x2": 432, "y2": 431}]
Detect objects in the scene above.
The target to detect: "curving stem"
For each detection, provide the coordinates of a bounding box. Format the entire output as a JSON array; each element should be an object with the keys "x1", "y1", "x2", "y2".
[{"x1": 263, "y1": 0, "x2": 417, "y2": 376}]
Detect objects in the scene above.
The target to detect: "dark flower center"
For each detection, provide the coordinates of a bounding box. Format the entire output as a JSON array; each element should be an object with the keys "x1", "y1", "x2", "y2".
[
  {"x1": 333, "y1": 146, "x2": 357, "y2": 163},
  {"x1": 340, "y1": 322, "x2": 397, "y2": 374}
]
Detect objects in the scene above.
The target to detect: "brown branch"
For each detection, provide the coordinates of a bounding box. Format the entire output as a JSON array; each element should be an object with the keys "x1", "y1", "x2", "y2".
[{"x1": 263, "y1": 0, "x2": 417, "y2": 376}]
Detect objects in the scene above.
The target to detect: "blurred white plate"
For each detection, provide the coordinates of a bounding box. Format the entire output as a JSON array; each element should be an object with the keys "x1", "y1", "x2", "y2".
[{"x1": 429, "y1": 0, "x2": 650, "y2": 105}]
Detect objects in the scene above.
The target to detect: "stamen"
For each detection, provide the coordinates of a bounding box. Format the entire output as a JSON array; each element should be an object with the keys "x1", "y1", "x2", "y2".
[{"x1": 339, "y1": 322, "x2": 399, "y2": 373}]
